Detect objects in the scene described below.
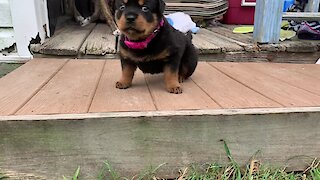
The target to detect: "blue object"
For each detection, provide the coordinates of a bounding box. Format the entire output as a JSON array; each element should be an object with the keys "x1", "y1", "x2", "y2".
[
  {"x1": 166, "y1": 18, "x2": 174, "y2": 26},
  {"x1": 283, "y1": 0, "x2": 294, "y2": 12}
]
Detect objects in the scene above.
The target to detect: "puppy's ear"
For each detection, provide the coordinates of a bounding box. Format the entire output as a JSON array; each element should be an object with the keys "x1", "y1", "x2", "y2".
[{"x1": 158, "y1": 0, "x2": 166, "y2": 14}]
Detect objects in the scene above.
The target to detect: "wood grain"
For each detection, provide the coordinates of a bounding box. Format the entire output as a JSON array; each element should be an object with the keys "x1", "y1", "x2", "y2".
[
  {"x1": 16, "y1": 60, "x2": 105, "y2": 115},
  {"x1": 197, "y1": 28, "x2": 243, "y2": 52},
  {"x1": 80, "y1": 23, "x2": 116, "y2": 55},
  {"x1": 192, "y1": 33, "x2": 221, "y2": 54},
  {"x1": 192, "y1": 62, "x2": 281, "y2": 108},
  {"x1": 275, "y1": 63, "x2": 320, "y2": 80},
  {"x1": 211, "y1": 62, "x2": 320, "y2": 107},
  {"x1": 145, "y1": 70, "x2": 220, "y2": 110},
  {"x1": 89, "y1": 60, "x2": 156, "y2": 112},
  {"x1": 0, "y1": 112, "x2": 319, "y2": 179},
  {"x1": 0, "y1": 59, "x2": 68, "y2": 115},
  {"x1": 253, "y1": 0, "x2": 283, "y2": 43},
  {"x1": 243, "y1": 63, "x2": 320, "y2": 96},
  {"x1": 40, "y1": 23, "x2": 96, "y2": 55}
]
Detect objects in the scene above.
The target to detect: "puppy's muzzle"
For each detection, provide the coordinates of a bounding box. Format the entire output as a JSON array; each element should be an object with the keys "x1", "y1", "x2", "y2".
[{"x1": 125, "y1": 13, "x2": 138, "y2": 24}]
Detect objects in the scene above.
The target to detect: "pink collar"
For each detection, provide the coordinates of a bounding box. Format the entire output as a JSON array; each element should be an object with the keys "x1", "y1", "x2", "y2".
[{"x1": 124, "y1": 19, "x2": 164, "y2": 49}]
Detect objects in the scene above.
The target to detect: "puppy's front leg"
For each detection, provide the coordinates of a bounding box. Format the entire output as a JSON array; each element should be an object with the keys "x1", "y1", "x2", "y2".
[
  {"x1": 164, "y1": 64, "x2": 182, "y2": 94},
  {"x1": 116, "y1": 60, "x2": 137, "y2": 89}
]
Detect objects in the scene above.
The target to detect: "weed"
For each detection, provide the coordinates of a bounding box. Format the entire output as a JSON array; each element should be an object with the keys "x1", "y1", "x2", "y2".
[{"x1": 63, "y1": 166, "x2": 80, "y2": 180}]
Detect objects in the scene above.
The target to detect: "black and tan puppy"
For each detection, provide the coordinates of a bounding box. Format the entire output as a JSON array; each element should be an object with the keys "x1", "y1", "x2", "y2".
[{"x1": 114, "y1": 0, "x2": 198, "y2": 94}]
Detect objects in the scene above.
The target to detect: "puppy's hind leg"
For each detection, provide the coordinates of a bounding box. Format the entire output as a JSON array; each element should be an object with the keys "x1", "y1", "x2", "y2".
[{"x1": 179, "y1": 43, "x2": 198, "y2": 83}]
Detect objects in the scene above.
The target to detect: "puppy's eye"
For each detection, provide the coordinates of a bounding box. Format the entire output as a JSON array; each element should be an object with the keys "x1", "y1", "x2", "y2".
[
  {"x1": 119, "y1": 5, "x2": 125, "y2": 10},
  {"x1": 142, "y1": 6, "x2": 149, "y2": 12}
]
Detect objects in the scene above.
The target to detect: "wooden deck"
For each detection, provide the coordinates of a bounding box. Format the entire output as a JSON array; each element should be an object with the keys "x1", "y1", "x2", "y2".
[
  {"x1": 0, "y1": 59, "x2": 320, "y2": 179},
  {"x1": 1, "y1": 58, "x2": 320, "y2": 117},
  {"x1": 33, "y1": 23, "x2": 320, "y2": 63}
]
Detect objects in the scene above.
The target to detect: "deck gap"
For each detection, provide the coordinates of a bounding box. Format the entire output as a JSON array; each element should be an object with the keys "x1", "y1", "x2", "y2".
[
  {"x1": 144, "y1": 73, "x2": 159, "y2": 110},
  {"x1": 87, "y1": 60, "x2": 107, "y2": 112},
  {"x1": 190, "y1": 75, "x2": 223, "y2": 108},
  {"x1": 208, "y1": 63, "x2": 286, "y2": 107},
  {"x1": 12, "y1": 59, "x2": 70, "y2": 115},
  {"x1": 246, "y1": 64, "x2": 320, "y2": 98}
]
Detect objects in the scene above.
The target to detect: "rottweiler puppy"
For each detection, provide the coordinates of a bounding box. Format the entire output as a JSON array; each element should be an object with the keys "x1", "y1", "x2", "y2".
[{"x1": 114, "y1": 0, "x2": 198, "y2": 94}]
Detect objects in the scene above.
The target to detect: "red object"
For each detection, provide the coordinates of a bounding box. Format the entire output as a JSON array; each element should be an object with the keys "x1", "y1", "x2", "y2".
[{"x1": 223, "y1": 0, "x2": 256, "y2": 25}]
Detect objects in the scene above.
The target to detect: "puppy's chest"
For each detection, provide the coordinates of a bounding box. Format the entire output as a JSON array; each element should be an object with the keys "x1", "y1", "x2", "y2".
[{"x1": 120, "y1": 47, "x2": 170, "y2": 63}]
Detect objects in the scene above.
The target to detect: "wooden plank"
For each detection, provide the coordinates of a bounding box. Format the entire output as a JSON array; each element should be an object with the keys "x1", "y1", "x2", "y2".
[
  {"x1": 253, "y1": 0, "x2": 284, "y2": 43},
  {"x1": 16, "y1": 60, "x2": 105, "y2": 115},
  {"x1": 80, "y1": 24, "x2": 116, "y2": 55},
  {"x1": 305, "y1": 0, "x2": 320, "y2": 12},
  {"x1": 191, "y1": 63, "x2": 281, "y2": 108},
  {"x1": 145, "y1": 71, "x2": 220, "y2": 110},
  {"x1": 275, "y1": 63, "x2": 320, "y2": 80},
  {"x1": 197, "y1": 29, "x2": 244, "y2": 52},
  {"x1": 89, "y1": 60, "x2": 156, "y2": 112},
  {"x1": 211, "y1": 62, "x2": 320, "y2": 107},
  {"x1": 192, "y1": 34, "x2": 221, "y2": 54},
  {"x1": 39, "y1": 23, "x2": 96, "y2": 56},
  {"x1": 0, "y1": 59, "x2": 68, "y2": 116},
  {"x1": 243, "y1": 63, "x2": 320, "y2": 96},
  {"x1": 208, "y1": 26, "x2": 254, "y2": 44},
  {"x1": 0, "y1": 112, "x2": 319, "y2": 179},
  {"x1": 283, "y1": 12, "x2": 320, "y2": 21}
]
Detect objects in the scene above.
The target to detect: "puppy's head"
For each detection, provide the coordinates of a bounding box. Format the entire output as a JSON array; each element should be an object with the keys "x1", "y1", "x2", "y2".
[{"x1": 114, "y1": 0, "x2": 165, "y2": 41}]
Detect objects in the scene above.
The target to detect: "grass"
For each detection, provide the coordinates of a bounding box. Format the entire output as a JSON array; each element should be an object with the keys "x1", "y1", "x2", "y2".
[{"x1": 62, "y1": 141, "x2": 319, "y2": 180}]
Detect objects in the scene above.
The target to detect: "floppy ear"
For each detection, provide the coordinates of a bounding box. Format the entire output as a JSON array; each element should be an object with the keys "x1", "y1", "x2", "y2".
[{"x1": 158, "y1": 0, "x2": 166, "y2": 14}]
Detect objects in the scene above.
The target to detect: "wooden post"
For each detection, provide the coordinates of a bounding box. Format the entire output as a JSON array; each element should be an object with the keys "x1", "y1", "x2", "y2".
[
  {"x1": 253, "y1": 0, "x2": 284, "y2": 43},
  {"x1": 305, "y1": 0, "x2": 320, "y2": 12}
]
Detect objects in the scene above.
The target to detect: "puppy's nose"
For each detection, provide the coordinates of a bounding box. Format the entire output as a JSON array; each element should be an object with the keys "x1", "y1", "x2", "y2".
[{"x1": 126, "y1": 14, "x2": 137, "y2": 23}]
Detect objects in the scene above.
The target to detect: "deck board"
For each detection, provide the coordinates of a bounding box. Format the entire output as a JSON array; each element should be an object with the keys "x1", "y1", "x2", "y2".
[
  {"x1": 197, "y1": 29, "x2": 244, "y2": 52},
  {"x1": 145, "y1": 74, "x2": 220, "y2": 110},
  {"x1": 211, "y1": 62, "x2": 320, "y2": 107},
  {"x1": 1, "y1": 59, "x2": 320, "y2": 116},
  {"x1": 0, "y1": 59, "x2": 68, "y2": 115},
  {"x1": 89, "y1": 60, "x2": 156, "y2": 112},
  {"x1": 275, "y1": 63, "x2": 320, "y2": 80},
  {"x1": 243, "y1": 63, "x2": 320, "y2": 96},
  {"x1": 79, "y1": 24, "x2": 116, "y2": 55},
  {"x1": 16, "y1": 60, "x2": 105, "y2": 115},
  {"x1": 39, "y1": 23, "x2": 96, "y2": 56},
  {"x1": 191, "y1": 63, "x2": 282, "y2": 108}
]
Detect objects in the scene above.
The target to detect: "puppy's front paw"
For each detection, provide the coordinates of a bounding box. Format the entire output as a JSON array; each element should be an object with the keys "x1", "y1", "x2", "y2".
[
  {"x1": 116, "y1": 81, "x2": 131, "y2": 89},
  {"x1": 167, "y1": 86, "x2": 183, "y2": 94}
]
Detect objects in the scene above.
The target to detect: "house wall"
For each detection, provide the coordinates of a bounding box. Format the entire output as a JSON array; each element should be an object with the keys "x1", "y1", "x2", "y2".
[
  {"x1": 0, "y1": 0, "x2": 50, "y2": 61},
  {"x1": 0, "y1": 0, "x2": 15, "y2": 51}
]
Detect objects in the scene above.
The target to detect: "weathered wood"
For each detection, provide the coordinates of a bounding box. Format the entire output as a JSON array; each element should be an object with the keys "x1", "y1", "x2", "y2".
[
  {"x1": 39, "y1": 23, "x2": 96, "y2": 56},
  {"x1": 16, "y1": 60, "x2": 105, "y2": 115},
  {"x1": 283, "y1": 12, "x2": 320, "y2": 21},
  {"x1": 211, "y1": 62, "x2": 320, "y2": 107},
  {"x1": 305, "y1": 0, "x2": 320, "y2": 12},
  {"x1": 0, "y1": 112, "x2": 319, "y2": 179},
  {"x1": 191, "y1": 63, "x2": 281, "y2": 108},
  {"x1": 253, "y1": 0, "x2": 284, "y2": 43},
  {"x1": 80, "y1": 23, "x2": 116, "y2": 55},
  {"x1": 197, "y1": 29, "x2": 244, "y2": 52},
  {"x1": 192, "y1": 33, "x2": 222, "y2": 54},
  {"x1": 89, "y1": 60, "x2": 156, "y2": 112},
  {"x1": 0, "y1": 59, "x2": 68, "y2": 115}
]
